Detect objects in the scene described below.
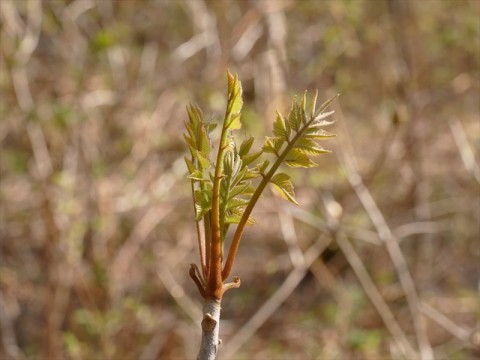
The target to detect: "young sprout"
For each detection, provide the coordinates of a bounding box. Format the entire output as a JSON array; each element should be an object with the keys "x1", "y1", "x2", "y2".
[{"x1": 184, "y1": 71, "x2": 337, "y2": 360}]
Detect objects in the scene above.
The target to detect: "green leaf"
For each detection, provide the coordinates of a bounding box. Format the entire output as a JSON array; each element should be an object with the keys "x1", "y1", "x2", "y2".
[
  {"x1": 262, "y1": 137, "x2": 275, "y2": 153},
  {"x1": 300, "y1": 91, "x2": 307, "y2": 124},
  {"x1": 285, "y1": 149, "x2": 318, "y2": 168},
  {"x1": 185, "y1": 120, "x2": 195, "y2": 139},
  {"x1": 194, "y1": 189, "x2": 212, "y2": 220},
  {"x1": 206, "y1": 122, "x2": 217, "y2": 134},
  {"x1": 231, "y1": 166, "x2": 247, "y2": 186},
  {"x1": 184, "y1": 157, "x2": 195, "y2": 173},
  {"x1": 183, "y1": 133, "x2": 196, "y2": 153},
  {"x1": 226, "y1": 208, "x2": 256, "y2": 225},
  {"x1": 239, "y1": 137, "x2": 254, "y2": 157},
  {"x1": 195, "y1": 205, "x2": 207, "y2": 221},
  {"x1": 263, "y1": 137, "x2": 284, "y2": 154},
  {"x1": 293, "y1": 138, "x2": 331, "y2": 156},
  {"x1": 198, "y1": 128, "x2": 210, "y2": 155},
  {"x1": 309, "y1": 119, "x2": 336, "y2": 128},
  {"x1": 227, "y1": 71, "x2": 243, "y2": 116},
  {"x1": 225, "y1": 212, "x2": 242, "y2": 224},
  {"x1": 288, "y1": 99, "x2": 302, "y2": 132},
  {"x1": 270, "y1": 173, "x2": 298, "y2": 205},
  {"x1": 185, "y1": 103, "x2": 211, "y2": 162},
  {"x1": 228, "y1": 182, "x2": 255, "y2": 199},
  {"x1": 242, "y1": 151, "x2": 262, "y2": 166},
  {"x1": 196, "y1": 151, "x2": 210, "y2": 169},
  {"x1": 311, "y1": 110, "x2": 336, "y2": 127},
  {"x1": 223, "y1": 146, "x2": 241, "y2": 175},
  {"x1": 305, "y1": 129, "x2": 336, "y2": 140},
  {"x1": 186, "y1": 104, "x2": 205, "y2": 134},
  {"x1": 187, "y1": 169, "x2": 206, "y2": 181},
  {"x1": 228, "y1": 113, "x2": 242, "y2": 130},
  {"x1": 313, "y1": 94, "x2": 339, "y2": 119},
  {"x1": 229, "y1": 154, "x2": 242, "y2": 179},
  {"x1": 309, "y1": 90, "x2": 318, "y2": 119},
  {"x1": 223, "y1": 151, "x2": 234, "y2": 176},
  {"x1": 273, "y1": 111, "x2": 289, "y2": 139},
  {"x1": 226, "y1": 198, "x2": 250, "y2": 210},
  {"x1": 256, "y1": 159, "x2": 270, "y2": 173},
  {"x1": 243, "y1": 168, "x2": 261, "y2": 180}
]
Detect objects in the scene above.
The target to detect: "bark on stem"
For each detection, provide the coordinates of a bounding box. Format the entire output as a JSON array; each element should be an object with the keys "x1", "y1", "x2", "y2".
[{"x1": 198, "y1": 298, "x2": 221, "y2": 360}]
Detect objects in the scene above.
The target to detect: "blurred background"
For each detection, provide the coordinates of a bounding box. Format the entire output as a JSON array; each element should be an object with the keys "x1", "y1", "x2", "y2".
[{"x1": 1, "y1": 0, "x2": 479, "y2": 359}]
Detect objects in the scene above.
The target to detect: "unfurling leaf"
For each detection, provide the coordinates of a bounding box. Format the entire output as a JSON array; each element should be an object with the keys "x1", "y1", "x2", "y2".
[
  {"x1": 184, "y1": 102, "x2": 213, "y2": 181},
  {"x1": 185, "y1": 105, "x2": 210, "y2": 155},
  {"x1": 270, "y1": 173, "x2": 298, "y2": 205},
  {"x1": 223, "y1": 149, "x2": 242, "y2": 178}
]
